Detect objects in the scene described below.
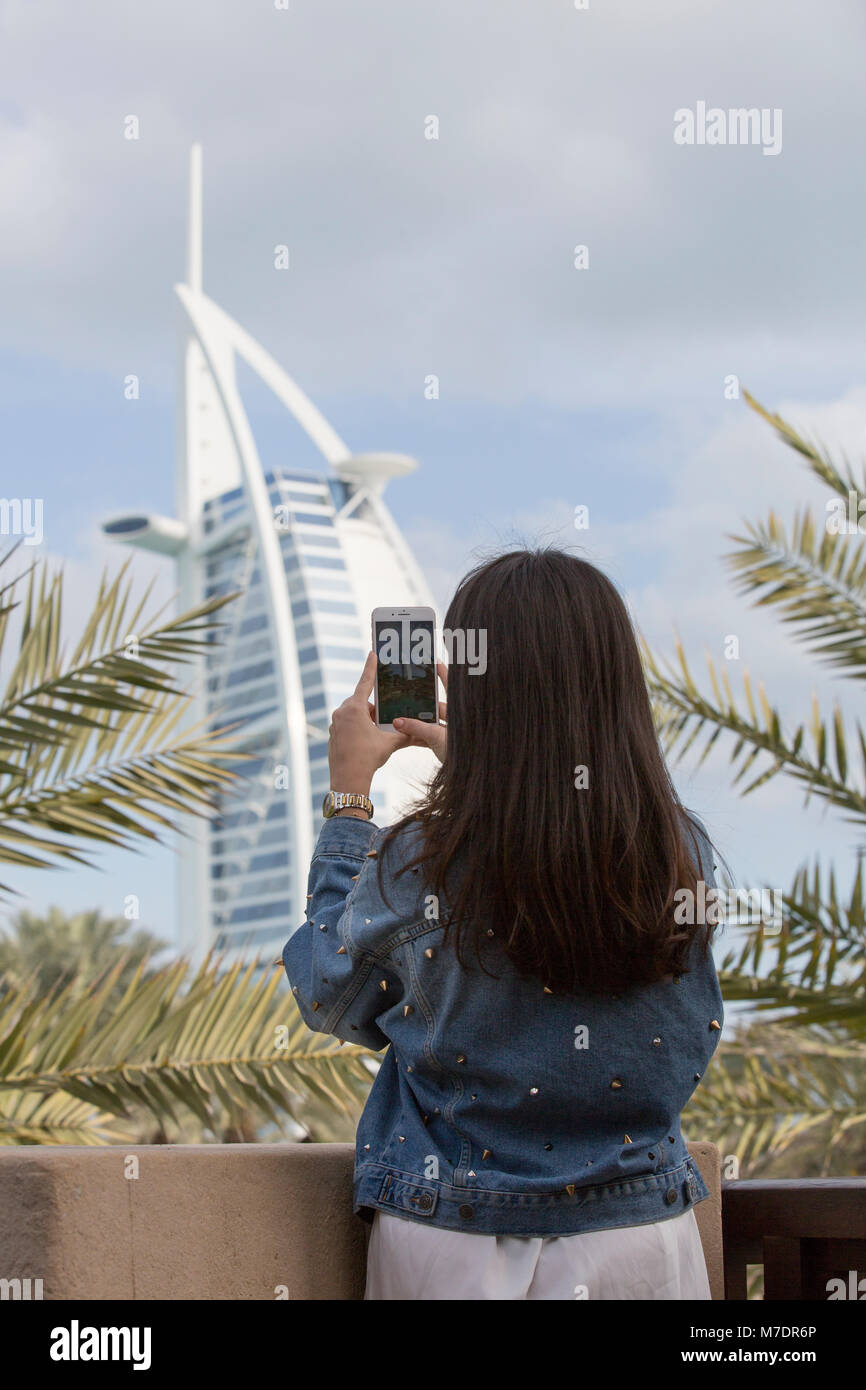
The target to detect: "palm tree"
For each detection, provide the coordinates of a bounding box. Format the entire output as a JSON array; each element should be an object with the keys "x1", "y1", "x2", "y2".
[
  {"x1": 0, "y1": 545, "x2": 242, "y2": 882},
  {"x1": 0, "y1": 907, "x2": 167, "y2": 1002},
  {"x1": 0, "y1": 548, "x2": 373, "y2": 1144},
  {"x1": 645, "y1": 393, "x2": 866, "y2": 1176},
  {"x1": 0, "y1": 954, "x2": 372, "y2": 1145}
]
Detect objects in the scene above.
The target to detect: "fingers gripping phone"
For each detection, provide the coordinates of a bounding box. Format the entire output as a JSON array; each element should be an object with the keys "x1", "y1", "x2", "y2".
[{"x1": 372, "y1": 606, "x2": 439, "y2": 730}]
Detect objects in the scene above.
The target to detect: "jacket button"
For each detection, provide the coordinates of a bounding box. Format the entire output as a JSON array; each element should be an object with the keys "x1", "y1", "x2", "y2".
[
  {"x1": 418, "y1": 1193, "x2": 433, "y2": 1211},
  {"x1": 459, "y1": 1204, "x2": 474, "y2": 1220},
  {"x1": 664, "y1": 1188, "x2": 678, "y2": 1205}
]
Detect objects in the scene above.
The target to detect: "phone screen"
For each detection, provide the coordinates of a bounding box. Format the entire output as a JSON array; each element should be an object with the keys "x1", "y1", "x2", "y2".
[{"x1": 374, "y1": 617, "x2": 437, "y2": 724}]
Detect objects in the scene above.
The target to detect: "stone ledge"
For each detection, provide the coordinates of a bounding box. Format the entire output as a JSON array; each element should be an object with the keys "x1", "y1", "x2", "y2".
[{"x1": 0, "y1": 1139, "x2": 722, "y2": 1300}]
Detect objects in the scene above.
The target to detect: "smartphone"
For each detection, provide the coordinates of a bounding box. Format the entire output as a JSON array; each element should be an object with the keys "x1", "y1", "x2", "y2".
[{"x1": 372, "y1": 606, "x2": 439, "y2": 729}]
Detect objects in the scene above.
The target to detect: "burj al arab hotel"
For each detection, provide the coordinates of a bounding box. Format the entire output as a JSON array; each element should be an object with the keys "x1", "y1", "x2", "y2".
[{"x1": 102, "y1": 147, "x2": 436, "y2": 963}]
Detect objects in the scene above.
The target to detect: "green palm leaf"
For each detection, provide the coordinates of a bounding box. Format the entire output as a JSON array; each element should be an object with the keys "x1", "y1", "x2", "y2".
[
  {"x1": 643, "y1": 638, "x2": 866, "y2": 817},
  {"x1": 647, "y1": 394, "x2": 866, "y2": 1177},
  {"x1": 727, "y1": 509, "x2": 866, "y2": 678},
  {"x1": 685, "y1": 1026, "x2": 866, "y2": 1175},
  {"x1": 0, "y1": 954, "x2": 374, "y2": 1144},
  {"x1": 0, "y1": 548, "x2": 248, "y2": 889}
]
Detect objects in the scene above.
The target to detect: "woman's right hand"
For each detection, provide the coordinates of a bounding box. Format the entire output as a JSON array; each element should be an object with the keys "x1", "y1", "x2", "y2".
[{"x1": 393, "y1": 661, "x2": 448, "y2": 763}]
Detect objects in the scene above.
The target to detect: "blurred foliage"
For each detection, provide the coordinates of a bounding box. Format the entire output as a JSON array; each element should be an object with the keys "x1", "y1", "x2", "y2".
[
  {"x1": 0, "y1": 552, "x2": 370, "y2": 1144},
  {"x1": 0, "y1": 907, "x2": 166, "y2": 1006},
  {"x1": 647, "y1": 393, "x2": 866, "y2": 1176},
  {"x1": 0, "y1": 948, "x2": 372, "y2": 1145}
]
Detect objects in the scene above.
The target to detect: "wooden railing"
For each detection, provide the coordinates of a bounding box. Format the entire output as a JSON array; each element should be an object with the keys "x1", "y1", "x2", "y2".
[{"x1": 722, "y1": 1179, "x2": 866, "y2": 1300}]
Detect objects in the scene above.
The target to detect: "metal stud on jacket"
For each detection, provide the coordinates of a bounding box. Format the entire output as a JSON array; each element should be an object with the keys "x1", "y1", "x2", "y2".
[{"x1": 282, "y1": 813, "x2": 724, "y2": 1238}]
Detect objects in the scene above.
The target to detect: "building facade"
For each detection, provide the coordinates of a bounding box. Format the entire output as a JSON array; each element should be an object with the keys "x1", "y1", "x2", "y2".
[{"x1": 103, "y1": 147, "x2": 436, "y2": 962}]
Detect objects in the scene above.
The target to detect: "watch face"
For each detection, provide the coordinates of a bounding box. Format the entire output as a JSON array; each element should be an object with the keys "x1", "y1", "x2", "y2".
[{"x1": 322, "y1": 791, "x2": 336, "y2": 818}]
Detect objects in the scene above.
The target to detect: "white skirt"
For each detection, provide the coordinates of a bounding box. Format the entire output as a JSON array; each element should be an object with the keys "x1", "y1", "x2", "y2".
[{"x1": 365, "y1": 1206, "x2": 711, "y2": 1301}]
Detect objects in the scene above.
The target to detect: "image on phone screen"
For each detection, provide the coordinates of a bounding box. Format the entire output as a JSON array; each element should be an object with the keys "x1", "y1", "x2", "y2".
[{"x1": 374, "y1": 617, "x2": 437, "y2": 724}]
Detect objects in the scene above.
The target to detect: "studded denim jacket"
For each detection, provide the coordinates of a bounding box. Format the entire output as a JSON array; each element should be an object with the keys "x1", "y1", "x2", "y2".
[{"x1": 282, "y1": 813, "x2": 724, "y2": 1238}]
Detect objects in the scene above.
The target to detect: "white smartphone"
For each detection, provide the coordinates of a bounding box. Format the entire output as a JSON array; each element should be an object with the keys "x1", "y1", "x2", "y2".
[{"x1": 372, "y1": 606, "x2": 439, "y2": 730}]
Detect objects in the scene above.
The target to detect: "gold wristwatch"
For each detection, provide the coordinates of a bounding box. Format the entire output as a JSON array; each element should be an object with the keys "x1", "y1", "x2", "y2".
[{"x1": 322, "y1": 791, "x2": 374, "y2": 819}]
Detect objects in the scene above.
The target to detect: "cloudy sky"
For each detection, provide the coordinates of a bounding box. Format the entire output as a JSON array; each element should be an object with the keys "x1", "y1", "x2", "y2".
[{"x1": 1, "y1": 0, "x2": 864, "y2": 944}]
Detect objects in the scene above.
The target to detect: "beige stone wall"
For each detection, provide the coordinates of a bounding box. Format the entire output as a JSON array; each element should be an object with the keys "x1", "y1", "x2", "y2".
[{"x1": 0, "y1": 1140, "x2": 722, "y2": 1300}]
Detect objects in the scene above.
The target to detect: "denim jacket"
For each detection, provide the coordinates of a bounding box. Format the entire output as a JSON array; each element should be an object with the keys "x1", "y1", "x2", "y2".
[{"x1": 282, "y1": 813, "x2": 724, "y2": 1238}]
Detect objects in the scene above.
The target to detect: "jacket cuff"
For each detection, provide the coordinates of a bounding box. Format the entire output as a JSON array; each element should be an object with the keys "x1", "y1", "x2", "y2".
[{"x1": 313, "y1": 815, "x2": 379, "y2": 857}]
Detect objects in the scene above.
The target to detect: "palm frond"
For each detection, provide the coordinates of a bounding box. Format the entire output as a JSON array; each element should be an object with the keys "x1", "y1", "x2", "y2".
[
  {"x1": 643, "y1": 638, "x2": 866, "y2": 817},
  {"x1": 712, "y1": 861, "x2": 866, "y2": 1036},
  {"x1": 726, "y1": 509, "x2": 866, "y2": 678},
  {"x1": 647, "y1": 395, "x2": 866, "y2": 1174},
  {"x1": 686, "y1": 1027, "x2": 866, "y2": 1174},
  {"x1": 744, "y1": 390, "x2": 866, "y2": 499},
  {"x1": 0, "y1": 954, "x2": 374, "y2": 1144},
  {"x1": 0, "y1": 1087, "x2": 125, "y2": 1146},
  {"x1": 0, "y1": 549, "x2": 248, "y2": 888}
]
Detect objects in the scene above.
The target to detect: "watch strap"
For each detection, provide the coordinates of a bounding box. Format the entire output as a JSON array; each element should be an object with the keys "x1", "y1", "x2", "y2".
[{"x1": 323, "y1": 791, "x2": 374, "y2": 819}]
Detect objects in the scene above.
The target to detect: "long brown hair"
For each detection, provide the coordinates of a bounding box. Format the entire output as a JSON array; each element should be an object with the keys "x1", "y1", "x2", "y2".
[{"x1": 382, "y1": 548, "x2": 712, "y2": 995}]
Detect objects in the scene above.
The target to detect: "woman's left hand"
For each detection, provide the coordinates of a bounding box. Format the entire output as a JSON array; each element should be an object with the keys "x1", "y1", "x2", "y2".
[{"x1": 328, "y1": 651, "x2": 409, "y2": 792}]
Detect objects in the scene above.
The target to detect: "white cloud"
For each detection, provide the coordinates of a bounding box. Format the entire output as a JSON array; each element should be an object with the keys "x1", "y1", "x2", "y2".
[{"x1": 1, "y1": 0, "x2": 864, "y2": 404}]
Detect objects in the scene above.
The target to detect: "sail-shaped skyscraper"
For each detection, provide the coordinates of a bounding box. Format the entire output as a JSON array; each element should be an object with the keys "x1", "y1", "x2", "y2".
[{"x1": 103, "y1": 146, "x2": 436, "y2": 962}]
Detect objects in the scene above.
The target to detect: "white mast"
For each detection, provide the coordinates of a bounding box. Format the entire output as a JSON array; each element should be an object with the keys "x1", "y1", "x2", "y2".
[{"x1": 187, "y1": 143, "x2": 203, "y2": 294}]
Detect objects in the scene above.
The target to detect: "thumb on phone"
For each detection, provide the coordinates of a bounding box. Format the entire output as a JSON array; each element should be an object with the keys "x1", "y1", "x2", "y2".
[{"x1": 393, "y1": 712, "x2": 447, "y2": 763}]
